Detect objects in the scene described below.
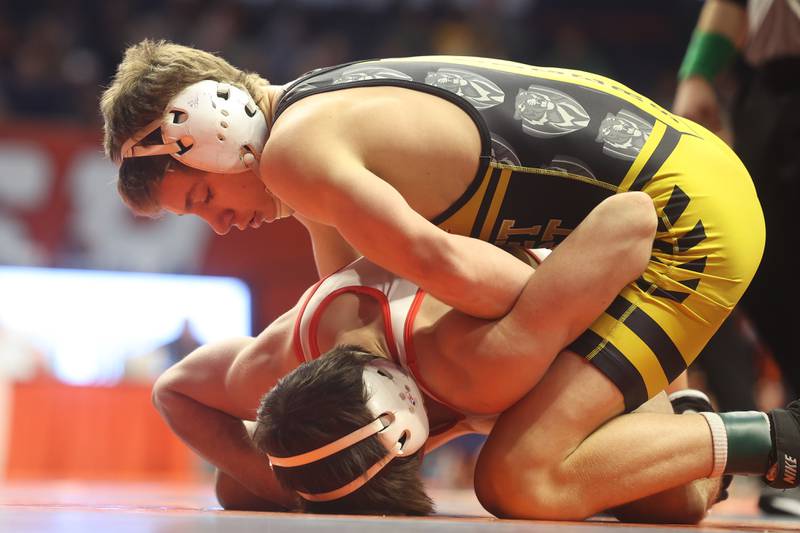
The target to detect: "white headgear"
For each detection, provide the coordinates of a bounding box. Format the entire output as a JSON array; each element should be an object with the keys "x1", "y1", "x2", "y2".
[
  {"x1": 267, "y1": 359, "x2": 430, "y2": 502},
  {"x1": 119, "y1": 80, "x2": 268, "y2": 174}
]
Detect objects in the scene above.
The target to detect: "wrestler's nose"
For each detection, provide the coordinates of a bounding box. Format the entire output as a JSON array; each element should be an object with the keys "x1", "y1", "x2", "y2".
[{"x1": 208, "y1": 209, "x2": 234, "y2": 235}]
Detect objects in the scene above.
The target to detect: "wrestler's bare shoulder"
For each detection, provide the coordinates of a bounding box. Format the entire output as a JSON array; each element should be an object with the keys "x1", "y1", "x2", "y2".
[
  {"x1": 226, "y1": 306, "x2": 299, "y2": 399},
  {"x1": 263, "y1": 85, "x2": 481, "y2": 217}
]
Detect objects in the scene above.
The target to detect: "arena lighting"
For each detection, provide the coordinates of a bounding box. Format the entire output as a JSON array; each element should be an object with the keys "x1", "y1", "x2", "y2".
[{"x1": 0, "y1": 266, "x2": 251, "y2": 384}]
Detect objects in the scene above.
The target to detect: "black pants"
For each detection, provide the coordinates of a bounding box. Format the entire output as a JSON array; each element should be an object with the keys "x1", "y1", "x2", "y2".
[{"x1": 733, "y1": 57, "x2": 800, "y2": 395}]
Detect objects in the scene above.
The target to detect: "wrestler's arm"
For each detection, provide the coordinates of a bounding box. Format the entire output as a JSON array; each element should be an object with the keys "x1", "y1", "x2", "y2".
[
  {"x1": 672, "y1": 0, "x2": 746, "y2": 135},
  {"x1": 152, "y1": 335, "x2": 297, "y2": 510},
  {"x1": 294, "y1": 214, "x2": 361, "y2": 277},
  {"x1": 430, "y1": 192, "x2": 657, "y2": 414},
  {"x1": 263, "y1": 139, "x2": 531, "y2": 320}
]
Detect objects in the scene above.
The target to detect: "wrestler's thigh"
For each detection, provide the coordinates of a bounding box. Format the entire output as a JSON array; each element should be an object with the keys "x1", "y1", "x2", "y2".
[{"x1": 474, "y1": 350, "x2": 623, "y2": 512}]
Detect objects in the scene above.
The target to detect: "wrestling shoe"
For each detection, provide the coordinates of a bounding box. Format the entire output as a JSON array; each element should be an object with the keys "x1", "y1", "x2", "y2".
[
  {"x1": 765, "y1": 398, "x2": 800, "y2": 490},
  {"x1": 669, "y1": 389, "x2": 715, "y2": 414},
  {"x1": 668, "y1": 389, "x2": 733, "y2": 502},
  {"x1": 758, "y1": 487, "x2": 800, "y2": 517}
]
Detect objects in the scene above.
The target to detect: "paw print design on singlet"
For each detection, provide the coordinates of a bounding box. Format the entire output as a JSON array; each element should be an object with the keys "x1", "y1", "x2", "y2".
[
  {"x1": 292, "y1": 65, "x2": 413, "y2": 93},
  {"x1": 514, "y1": 85, "x2": 591, "y2": 138},
  {"x1": 490, "y1": 133, "x2": 522, "y2": 166},
  {"x1": 424, "y1": 68, "x2": 505, "y2": 110},
  {"x1": 595, "y1": 110, "x2": 653, "y2": 161},
  {"x1": 333, "y1": 66, "x2": 413, "y2": 84},
  {"x1": 290, "y1": 68, "x2": 328, "y2": 93}
]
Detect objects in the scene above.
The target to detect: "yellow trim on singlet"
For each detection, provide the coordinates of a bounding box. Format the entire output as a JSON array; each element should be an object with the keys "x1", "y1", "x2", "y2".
[
  {"x1": 582, "y1": 313, "x2": 617, "y2": 362},
  {"x1": 438, "y1": 165, "x2": 494, "y2": 236},
  {"x1": 617, "y1": 121, "x2": 667, "y2": 192},
  {"x1": 436, "y1": 160, "x2": 622, "y2": 240},
  {"x1": 437, "y1": 161, "x2": 621, "y2": 238},
  {"x1": 493, "y1": 162, "x2": 620, "y2": 192},
  {"x1": 479, "y1": 168, "x2": 512, "y2": 240}
]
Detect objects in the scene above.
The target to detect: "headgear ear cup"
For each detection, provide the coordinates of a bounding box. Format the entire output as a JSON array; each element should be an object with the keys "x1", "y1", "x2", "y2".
[
  {"x1": 267, "y1": 359, "x2": 430, "y2": 502},
  {"x1": 363, "y1": 360, "x2": 429, "y2": 457},
  {"x1": 161, "y1": 80, "x2": 268, "y2": 173},
  {"x1": 119, "y1": 80, "x2": 269, "y2": 174}
]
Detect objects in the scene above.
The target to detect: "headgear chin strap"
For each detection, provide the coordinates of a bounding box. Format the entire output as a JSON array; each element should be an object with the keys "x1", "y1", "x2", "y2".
[
  {"x1": 119, "y1": 80, "x2": 268, "y2": 174},
  {"x1": 267, "y1": 359, "x2": 430, "y2": 502}
]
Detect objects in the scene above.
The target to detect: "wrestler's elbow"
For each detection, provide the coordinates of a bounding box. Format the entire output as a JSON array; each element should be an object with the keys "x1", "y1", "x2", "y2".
[
  {"x1": 151, "y1": 370, "x2": 184, "y2": 422},
  {"x1": 151, "y1": 372, "x2": 171, "y2": 413},
  {"x1": 215, "y1": 469, "x2": 289, "y2": 512}
]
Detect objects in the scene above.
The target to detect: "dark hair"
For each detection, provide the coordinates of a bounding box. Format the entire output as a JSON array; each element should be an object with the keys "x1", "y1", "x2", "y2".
[{"x1": 254, "y1": 345, "x2": 433, "y2": 515}]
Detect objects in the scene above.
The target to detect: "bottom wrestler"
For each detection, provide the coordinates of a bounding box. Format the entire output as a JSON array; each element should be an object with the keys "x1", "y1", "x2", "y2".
[{"x1": 153, "y1": 193, "x2": 798, "y2": 521}]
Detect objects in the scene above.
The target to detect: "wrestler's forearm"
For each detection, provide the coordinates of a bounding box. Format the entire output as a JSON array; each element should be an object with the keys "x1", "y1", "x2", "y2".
[
  {"x1": 154, "y1": 388, "x2": 294, "y2": 510},
  {"x1": 295, "y1": 214, "x2": 361, "y2": 278},
  {"x1": 378, "y1": 228, "x2": 534, "y2": 320},
  {"x1": 268, "y1": 153, "x2": 533, "y2": 319}
]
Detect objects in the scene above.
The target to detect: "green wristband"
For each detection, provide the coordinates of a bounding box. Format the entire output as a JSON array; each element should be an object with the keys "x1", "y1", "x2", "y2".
[
  {"x1": 678, "y1": 31, "x2": 737, "y2": 82},
  {"x1": 719, "y1": 411, "x2": 773, "y2": 474}
]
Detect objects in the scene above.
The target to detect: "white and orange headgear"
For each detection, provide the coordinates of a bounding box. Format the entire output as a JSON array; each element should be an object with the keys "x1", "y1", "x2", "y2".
[
  {"x1": 267, "y1": 359, "x2": 430, "y2": 502},
  {"x1": 118, "y1": 80, "x2": 268, "y2": 174}
]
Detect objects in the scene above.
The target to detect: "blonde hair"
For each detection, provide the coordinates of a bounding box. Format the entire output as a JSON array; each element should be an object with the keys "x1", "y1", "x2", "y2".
[{"x1": 100, "y1": 39, "x2": 269, "y2": 215}]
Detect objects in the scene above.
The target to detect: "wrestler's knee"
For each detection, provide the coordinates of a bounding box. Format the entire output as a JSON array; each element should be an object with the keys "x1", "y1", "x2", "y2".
[
  {"x1": 474, "y1": 448, "x2": 590, "y2": 520},
  {"x1": 473, "y1": 447, "x2": 505, "y2": 516}
]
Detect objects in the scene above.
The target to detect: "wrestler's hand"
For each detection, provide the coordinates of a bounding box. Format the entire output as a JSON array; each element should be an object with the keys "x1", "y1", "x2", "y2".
[
  {"x1": 673, "y1": 76, "x2": 723, "y2": 133},
  {"x1": 673, "y1": 76, "x2": 734, "y2": 145}
]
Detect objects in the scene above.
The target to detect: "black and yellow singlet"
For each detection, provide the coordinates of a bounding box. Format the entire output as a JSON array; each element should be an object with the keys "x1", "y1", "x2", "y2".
[{"x1": 274, "y1": 56, "x2": 765, "y2": 411}]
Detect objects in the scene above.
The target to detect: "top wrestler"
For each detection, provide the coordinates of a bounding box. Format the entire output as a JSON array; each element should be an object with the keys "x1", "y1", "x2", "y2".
[
  {"x1": 100, "y1": 40, "x2": 780, "y2": 514},
  {"x1": 101, "y1": 40, "x2": 764, "y2": 413}
]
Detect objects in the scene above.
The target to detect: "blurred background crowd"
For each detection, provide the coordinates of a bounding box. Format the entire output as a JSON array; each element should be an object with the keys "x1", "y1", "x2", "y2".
[
  {"x1": 0, "y1": 0, "x2": 702, "y2": 125},
  {"x1": 0, "y1": 0, "x2": 797, "y2": 517}
]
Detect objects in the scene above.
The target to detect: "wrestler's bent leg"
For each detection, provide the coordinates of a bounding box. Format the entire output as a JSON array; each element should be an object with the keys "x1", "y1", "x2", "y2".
[
  {"x1": 474, "y1": 350, "x2": 717, "y2": 522},
  {"x1": 607, "y1": 392, "x2": 720, "y2": 523}
]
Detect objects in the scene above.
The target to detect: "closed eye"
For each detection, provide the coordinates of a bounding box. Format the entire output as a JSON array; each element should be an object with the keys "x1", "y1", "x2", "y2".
[{"x1": 185, "y1": 183, "x2": 213, "y2": 212}]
